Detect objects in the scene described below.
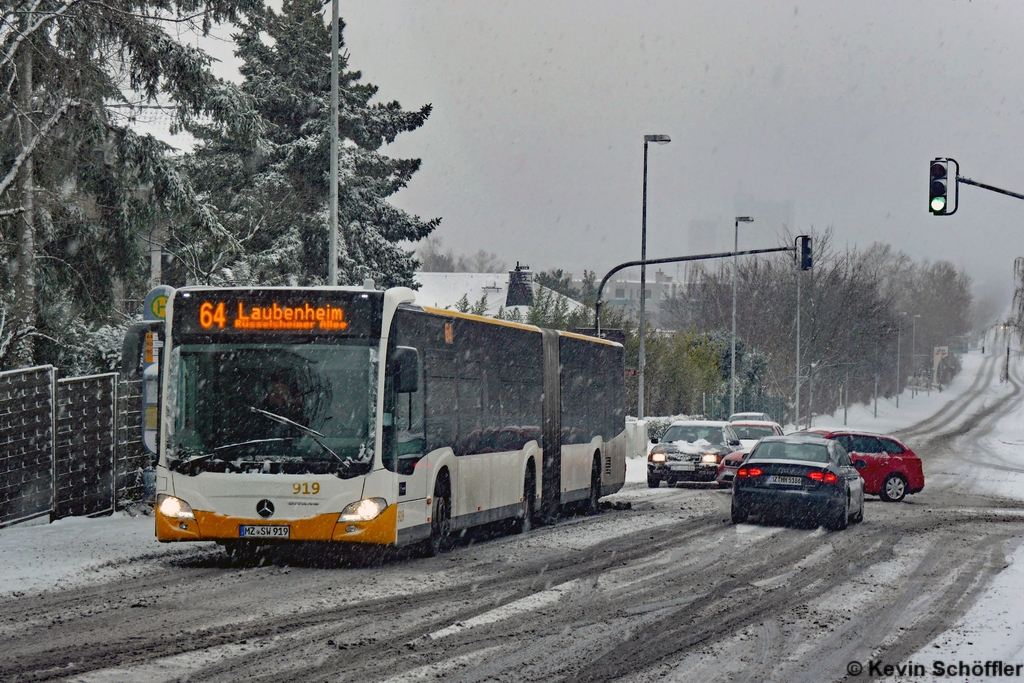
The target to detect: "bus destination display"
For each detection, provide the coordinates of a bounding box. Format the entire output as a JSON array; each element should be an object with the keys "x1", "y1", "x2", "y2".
[{"x1": 173, "y1": 290, "x2": 383, "y2": 338}]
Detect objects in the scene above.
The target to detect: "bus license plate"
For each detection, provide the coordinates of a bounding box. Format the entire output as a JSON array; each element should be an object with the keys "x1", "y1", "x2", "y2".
[
  {"x1": 670, "y1": 463, "x2": 696, "y2": 471},
  {"x1": 768, "y1": 475, "x2": 802, "y2": 486},
  {"x1": 239, "y1": 525, "x2": 290, "y2": 538}
]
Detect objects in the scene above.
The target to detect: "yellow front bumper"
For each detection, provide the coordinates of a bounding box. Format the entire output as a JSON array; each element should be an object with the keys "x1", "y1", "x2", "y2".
[{"x1": 156, "y1": 503, "x2": 398, "y2": 545}]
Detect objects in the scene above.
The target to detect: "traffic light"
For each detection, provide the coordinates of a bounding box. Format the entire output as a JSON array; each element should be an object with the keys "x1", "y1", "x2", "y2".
[
  {"x1": 797, "y1": 235, "x2": 812, "y2": 270},
  {"x1": 930, "y1": 159, "x2": 948, "y2": 214}
]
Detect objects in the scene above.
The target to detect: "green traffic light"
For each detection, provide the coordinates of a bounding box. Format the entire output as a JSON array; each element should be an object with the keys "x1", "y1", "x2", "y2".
[{"x1": 930, "y1": 196, "x2": 946, "y2": 213}]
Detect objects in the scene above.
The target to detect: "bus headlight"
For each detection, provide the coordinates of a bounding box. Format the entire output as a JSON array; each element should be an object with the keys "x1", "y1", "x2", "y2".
[
  {"x1": 338, "y1": 498, "x2": 387, "y2": 522},
  {"x1": 701, "y1": 453, "x2": 720, "y2": 464},
  {"x1": 157, "y1": 494, "x2": 196, "y2": 520}
]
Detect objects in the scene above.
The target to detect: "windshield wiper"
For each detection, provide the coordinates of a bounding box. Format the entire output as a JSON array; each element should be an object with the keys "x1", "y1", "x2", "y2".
[
  {"x1": 248, "y1": 407, "x2": 345, "y2": 465},
  {"x1": 214, "y1": 437, "x2": 291, "y2": 452}
]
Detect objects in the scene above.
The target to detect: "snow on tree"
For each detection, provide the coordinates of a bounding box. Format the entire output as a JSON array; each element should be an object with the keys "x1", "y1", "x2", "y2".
[
  {"x1": 177, "y1": 0, "x2": 439, "y2": 288},
  {"x1": 0, "y1": 0, "x2": 262, "y2": 370}
]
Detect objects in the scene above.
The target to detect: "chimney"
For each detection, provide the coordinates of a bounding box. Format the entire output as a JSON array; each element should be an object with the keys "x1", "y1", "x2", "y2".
[{"x1": 505, "y1": 262, "x2": 533, "y2": 306}]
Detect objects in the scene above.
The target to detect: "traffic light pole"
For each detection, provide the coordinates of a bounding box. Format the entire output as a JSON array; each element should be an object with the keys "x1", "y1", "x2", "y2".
[
  {"x1": 957, "y1": 175, "x2": 1024, "y2": 202},
  {"x1": 593, "y1": 245, "x2": 796, "y2": 336}
]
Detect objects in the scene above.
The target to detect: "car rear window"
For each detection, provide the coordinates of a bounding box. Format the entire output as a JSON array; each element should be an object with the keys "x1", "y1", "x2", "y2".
[
  {"x1": 733, "y1": 426, "x2": 775, "y2": 440},
  {"x1": 750, "y1": 442, "x2": 830, "y2": 463}
]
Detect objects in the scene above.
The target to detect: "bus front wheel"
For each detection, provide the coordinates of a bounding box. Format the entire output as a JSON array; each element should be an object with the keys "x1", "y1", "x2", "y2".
[{"x1": 426, "y1": 474, "x2": 452, "y2": 556}]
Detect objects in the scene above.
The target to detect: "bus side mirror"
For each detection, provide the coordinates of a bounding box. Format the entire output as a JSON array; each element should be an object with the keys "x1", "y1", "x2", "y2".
[
  {"x1": 392, "y1": 346, "x2": 420, "y2": 394},
  {"x1": 121, "y1": 321, "x2": 163, "y2": 379}
]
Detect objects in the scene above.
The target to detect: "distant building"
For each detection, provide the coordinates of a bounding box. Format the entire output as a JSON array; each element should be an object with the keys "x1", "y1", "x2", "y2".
[
  {"x1": 414, "y1": 267, "x2": 585, "y2": 318},
  {"x1": 573, "y1": 269, "x2": 679, "y2": 328}
]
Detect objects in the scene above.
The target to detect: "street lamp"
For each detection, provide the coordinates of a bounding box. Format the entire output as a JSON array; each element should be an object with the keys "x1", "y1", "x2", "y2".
[
  {"x1": 897, "y1": 312, "x2": 906, "y2": 408},
  {"x1": 911, "y1": 314, "x2": 920, "y2": 397},
  {"x1": 731, "y1": 216, "x2": 754, "y2": 416},
  {"x1": 638, "y1": 134, "x2": 670, "y2": 419}
]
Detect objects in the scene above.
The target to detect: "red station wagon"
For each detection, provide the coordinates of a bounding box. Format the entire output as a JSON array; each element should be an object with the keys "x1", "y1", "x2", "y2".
[{"x1": 808, "y1": 429, "x2": 924, "y2": 502}]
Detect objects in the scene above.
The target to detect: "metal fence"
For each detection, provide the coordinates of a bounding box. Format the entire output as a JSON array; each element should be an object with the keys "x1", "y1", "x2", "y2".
[
  {"x1": 0, "y1": 366, "x2": 56, "y2": 526},
  {"x1": 0, "y1": 366, "x2": 149, "y2": 528}
]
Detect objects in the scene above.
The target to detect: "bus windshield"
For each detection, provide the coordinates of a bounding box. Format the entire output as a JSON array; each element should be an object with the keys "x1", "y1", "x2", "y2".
[{"x1": 166, "y1": 342, "x2": 378, "y2": 478}]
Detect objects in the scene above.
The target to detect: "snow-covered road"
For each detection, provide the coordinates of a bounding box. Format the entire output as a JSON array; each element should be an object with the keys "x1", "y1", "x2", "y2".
[{"x1": 3, "y1": 348, "x2": 1024, "y2": 682}]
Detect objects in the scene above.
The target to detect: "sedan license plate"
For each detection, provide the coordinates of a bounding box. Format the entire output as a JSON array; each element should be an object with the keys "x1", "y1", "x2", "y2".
[
  {"x1": 239, "y1": 525, "x2": 290, "y2": 538},
  {"x1": 670, "y1": 463, "x2": 696, "y2": 471},
  {"x1": 768, "y1": 475, "x2": 803, "y2": 486}
]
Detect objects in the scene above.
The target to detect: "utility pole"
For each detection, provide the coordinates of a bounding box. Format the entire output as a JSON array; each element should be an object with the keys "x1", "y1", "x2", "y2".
[
  {"x1": 807, "y1": 361, "x2": 815, "y2": 428},
  {"x1": 911, "y1": 314, "x2": 919, "y2": 398},
  {"x1": 844, "y1": 368, "x2": 849, "y2": 426},
  {"x1": 731, "y1": 216, "x2": 753, "y2": 416},
  {"x1": 874, "y1": 375, "x2": 878, "y2": 418},
  {"x1": 328, "y1": 0, "x2": 340, "y2": 286},
  {"x1": 896, "y1": 313, "x2": 904, "y2": 408},
  {"x1": 795, "y1": 268, "x2": 801, "y2": 428},
  {"x1": 637, "y1": 134, "x2": 670, "y2": 419}
]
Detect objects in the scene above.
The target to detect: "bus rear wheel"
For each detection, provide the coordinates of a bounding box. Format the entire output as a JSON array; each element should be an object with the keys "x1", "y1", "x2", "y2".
[
  {"x1": 516, "y1": 465, "x2": 536, "y2": 534},
  {"x1": 586, "y1": 457, "x2": 601, "y2": 515}
]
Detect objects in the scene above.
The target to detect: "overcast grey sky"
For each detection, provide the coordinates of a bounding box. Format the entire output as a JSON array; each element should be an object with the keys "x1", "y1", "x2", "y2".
[{"x1": 200, "y1": 1, "x2": 1024, "y2": 300}]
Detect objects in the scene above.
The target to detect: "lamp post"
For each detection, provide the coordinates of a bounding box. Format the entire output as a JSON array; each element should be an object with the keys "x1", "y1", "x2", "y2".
[
  {"x1": 897, "y1": 312, "x2": 906, "y2": 408},
  {"x1": 731, "y1": 216, "x2": 754, "y2": 416},
  {"x1": 1004, "y1": 322, "x2": 1012, "y2": 382},
  {"x1": 637, "y1": 134, "x2": 670, "y2": 419},
  {"x1": 328, "y1": 0, "x2": 340, "y2": 286},
  {"x1": 911, "y1": 314, "x2": 919, "y2": 397}
]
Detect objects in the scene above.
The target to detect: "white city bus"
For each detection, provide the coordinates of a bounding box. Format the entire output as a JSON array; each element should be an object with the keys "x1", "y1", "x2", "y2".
[{"x1": 125, "y1": 284, "x2": 626, "y2": 556}]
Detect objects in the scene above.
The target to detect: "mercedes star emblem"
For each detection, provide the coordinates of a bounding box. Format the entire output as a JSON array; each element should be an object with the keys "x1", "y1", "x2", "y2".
[{"x1": 256, "y1": 499, "x2": 275, "y2": 518}]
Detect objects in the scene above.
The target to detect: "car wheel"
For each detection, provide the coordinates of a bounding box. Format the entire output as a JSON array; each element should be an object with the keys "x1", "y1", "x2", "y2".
[
  {"x1": 647, "y1": 474, "x2": 660, "y2": 488},
  {"x1": 879, "y1": 474, "x2": 907, "y2": 502},
  {"x1": 731, "y1": 501, "x2": 747, "y2": 524},
  {"x1": 516, "y1": 465, "x2": 535, "y2": 534},
  {"x1": 718, "y1": 482, "x2": 731, "y2": 489},
  {"x1": 829, "y1": 493, "x2": 850, "y2": 531}
]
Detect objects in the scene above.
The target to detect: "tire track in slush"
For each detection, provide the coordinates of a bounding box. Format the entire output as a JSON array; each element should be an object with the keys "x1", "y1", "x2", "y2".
[{"x1": 894, "y1": 353, "x2": 997, "y2": 442}]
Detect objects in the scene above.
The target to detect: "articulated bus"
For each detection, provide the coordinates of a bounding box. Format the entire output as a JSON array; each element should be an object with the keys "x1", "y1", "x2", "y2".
[{"x1": 124, "y1": 284, "x2": 626, "y2": 556}]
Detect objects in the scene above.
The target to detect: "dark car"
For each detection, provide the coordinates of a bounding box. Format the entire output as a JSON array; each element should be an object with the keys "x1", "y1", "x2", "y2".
[
  {"x1": 717, "y1": 420, "x2": 786, "y2": 488},
  {"x1": 648, "y1": 420, "x2": 741, "y2": 487},
  {"x1": 808, "y1": 429, "x2": 925, "y2": 502},
  {"x1": 731, "y1": 435, "x2": 865, "y2": 530}
]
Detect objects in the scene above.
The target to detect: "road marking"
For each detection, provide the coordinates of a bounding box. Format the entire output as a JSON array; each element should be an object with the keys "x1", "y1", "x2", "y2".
[{"x1": 425, "y1": 580, "x2": 579, "y2": 640}]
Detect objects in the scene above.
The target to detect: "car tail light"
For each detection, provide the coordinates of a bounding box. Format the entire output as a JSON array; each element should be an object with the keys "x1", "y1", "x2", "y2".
[
  {"x1": 807, "y1": 471, "x2": 838, "y2": 484},
  {"x1": 737, "y1": 467, "x2": 763, "y2": 478}
]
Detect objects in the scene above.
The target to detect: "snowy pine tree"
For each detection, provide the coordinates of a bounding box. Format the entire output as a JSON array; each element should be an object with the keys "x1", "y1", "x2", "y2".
[{"x1": 179, "y1": 0, "x2": 439, "y2": 288}]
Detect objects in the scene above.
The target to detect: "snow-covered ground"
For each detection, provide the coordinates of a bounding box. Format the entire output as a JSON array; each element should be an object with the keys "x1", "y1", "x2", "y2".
[
  {"x1": 0, "y1": 512, "x2": 191, "y2": 597},
  {"x1": 808, "y1": 349, "x2": 991, "y2": 434},
  {"x1": 5, "y1": 348, "x2": 1024, "y2": 683}
]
